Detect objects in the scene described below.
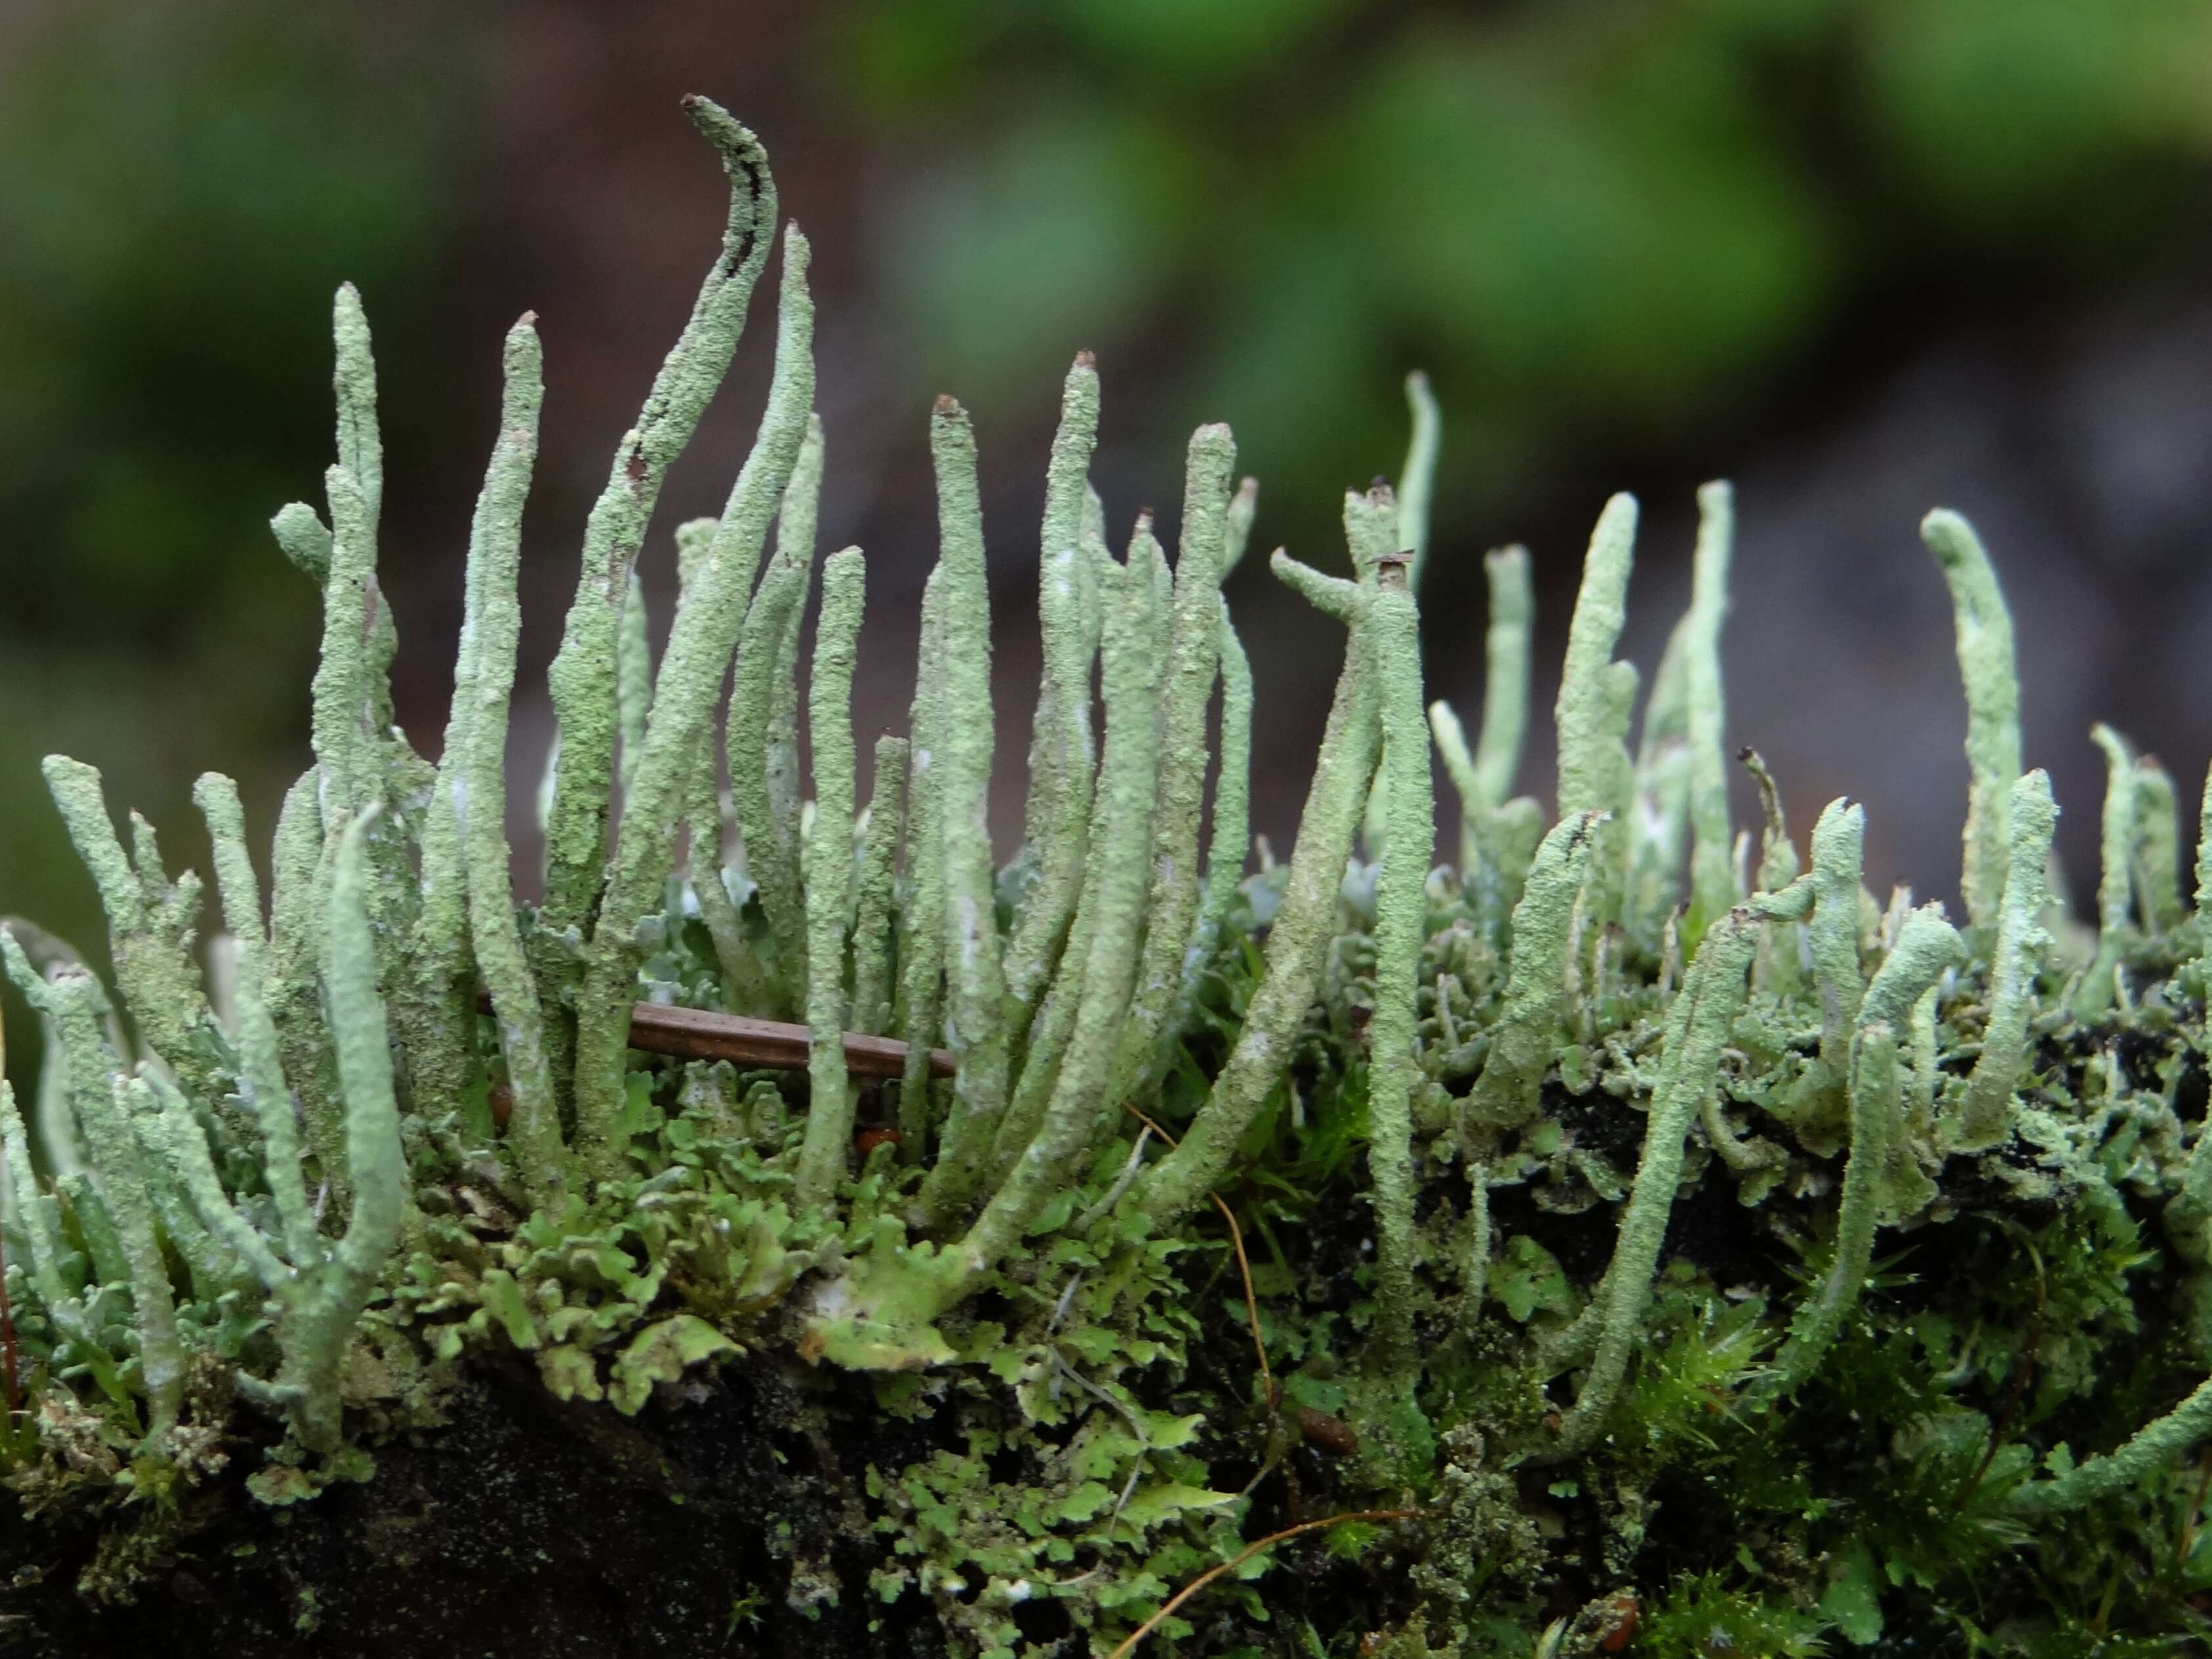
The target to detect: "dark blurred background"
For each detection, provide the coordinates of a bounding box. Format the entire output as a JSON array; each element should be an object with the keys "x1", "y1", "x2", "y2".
[{"x1": 6, "y1": 0, "x2": 2212, "y2": 1082}]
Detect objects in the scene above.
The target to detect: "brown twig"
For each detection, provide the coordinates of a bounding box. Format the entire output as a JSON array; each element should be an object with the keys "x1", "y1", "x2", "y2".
[
  {"x1": 1104, "y1": 1509, "x2": 1416, "y2": 1659},
  {"x1": 475, "y1": 988, "x2": 954, "y2": 1080}
]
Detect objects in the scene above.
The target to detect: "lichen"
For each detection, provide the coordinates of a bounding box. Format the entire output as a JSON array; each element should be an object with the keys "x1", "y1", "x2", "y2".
[{"x1": 5, "y1": 94, "x2": 2212, "y2": 1656}]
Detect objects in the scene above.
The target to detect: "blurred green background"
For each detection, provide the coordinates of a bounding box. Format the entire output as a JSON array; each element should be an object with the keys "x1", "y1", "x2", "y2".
[{"x1": 6, "y1": 0, "x2": 2212, "y2": 1085}]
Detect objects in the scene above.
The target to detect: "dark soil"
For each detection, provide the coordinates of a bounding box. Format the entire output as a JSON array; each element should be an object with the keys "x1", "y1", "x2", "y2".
[{"x1": 0, "y1": 1356, "x2": 951, "y2": 1659}]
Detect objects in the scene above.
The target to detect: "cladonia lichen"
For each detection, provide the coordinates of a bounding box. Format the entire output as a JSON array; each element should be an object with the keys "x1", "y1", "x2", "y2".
[{"x1": 5, "y1": 97, "x2": 2212, "y2": 1655}]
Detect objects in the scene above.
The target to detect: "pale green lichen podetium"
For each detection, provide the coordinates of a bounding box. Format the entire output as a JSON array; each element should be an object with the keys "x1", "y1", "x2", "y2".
[
  {"x1": 39, "y1": 756, "x2": 220, "y2": 1109},
  {"x1": 310, "y1": 285, "x2": 394, "y2": 837},
  {"x1": 1001, "y1": 353, "x2": 1102, "y2": 1039},
  {"x1": 191, "y1": 773, "x2": 318, "y2": 1266},
  {"x1": 794, "y1": 548, "x2": 867, "y2": 1209},
  {"x1": 272, "y1": 439, "x2": 408, "y2": 743},
  {"x1": 1805, "y1": 798, "x2": 1869, "y2": 1148},
  {"x1": 1223, "y1": 476, "x2": 1259, "y2": 575},
  {"x1": 1629, "y1": 616, "x2": 1693, "y2": 937},
  {"x1": 1360, "y1": 462, "x2": 1416, "y2": 857},
  {"x1": 1743, "y1": 750, "x2": 1799, "y2": 892},
  {"x1": 1681, "y1": 481, "x2": 1737, "y2": 949},
  {"x1": 893, "y1": 567, "x2": 951, "y2": 1157},
  {"x1": 2196, "y1": 763, "x2": 2212, "y2": 936},
  {"x1": 1165, "y1": 603, "x2": 1253, "y2": 1048},
  {"x1": 1472, "y1": 546, "x2": 1533, "y2": 811},
  {"x1": 1465, "y1": 813, "x2": 1601, "y2": 1131},
  {"x1": 402, "y1": 738, "x2": 479, "y2": 1138},
  {"x1": 127, "y1": 1066, "x2": 284, "y2": 1307},
  {"x1": 455, "y1": 318, "x2": 569, "y2": 1199},
  {"x1": 322, "y1": 288, "x2": 439, "y2": 996},
  {"x1": 1365, "y1": 558, "x2": 1435, "y2": 1364},
  {"x1": 1903, "y1": 983, "x2": 1942, "y2": 1152},
  {"x1": 1429, "y1": 701, "x2": 1486, "y2": 875},
  {"x1": 571, "y1": 228, "x2": 815, "y2": 1177},
  {"x1": 1112, "y1": 423, "x2": 1236, "y2": 1102},
  {"x1": 272, "y1": 504, "x2": 401, "y2": 751},
  {"x1": 796, "y1": 549, "x2": 1167, "y2": 1368},
  {"x1": 540, "y1": 98, "x2": 774, "y2": 945},
  {"x1": 127, "y1": 1093, "x2": 232, "y2": 1307},
  {"x1": 1349, "y1": 440, "x2": 1425, "y2": 1042},
  {"x1": 332, "y1": 281, "x2": 383, "y2": 559},
  {"x1": 267, "y1": 769, "x2": 341, "y2": 1186},
  {"x1": 1139, "y1": 541, "x2": 1381, "y2": 1227},
  {"x1": 1548, "y1": 903, "x2": 1767, "y2": 1455},
  {"x1": 1741, "y1": 749, "x2": 1804, "y2": 996},
  {"x1": 399, "y1": 322, "x2": 531, "y2": 1136},
  {"x1": 0, "y1": 932, "x2": 183, "y2": 1436},
  {"x1": 272, "y1": 811, "x2": 408, "y2": 1452},
  {"x1": 728, "y1": 414, "x2": 827, "y2": 1006},
  {"x1": 1399, "y1": 370, "x2": 1441, "y2": 591},
  {"x1": 762, "y1": 412, "x2": 827, "y2": 896},
  {"x1": 850, "y1": 735, "x2": 909, "y2": 1037},
  {"x1": 1345, "y1": 483, "x2": 1406, "y2": 865},
  {"x1": 2075, "y1": 722, "x2": 2142, "y2": 1018},
  {"x1": 952, "y1": 547, "x2": 1165, "y2": 1299},
  {"x1": 1924, "y1": 508, "x2": 2022, "y2": 935},
  {"x1": 1429, "y1": 546, "x2": 1535, "y2": 921},
  {"x1": 913, "y1": 398, "x2": 1012, "y2": 1223},
  {"x1": 1706, "y1": 868, "x2": 1817, "y2": 1185},
  {"x1": 673, "y1": 515, "x2": 773, "y2": 1019},
  {"x1": 813, "y1": 553, "x2": 1167, "y2": 1371},
  {"x1": 1948, "y1": 769, "x2": 2056, "y2": 1153},
  {"x1": 131, "y1": 1047, "x2": 402, "y2": 1452},
  {"x1": 0, "y1": 1084, "x2": 112, "y2": 1391},
  {"x1": 989, "y1": 525, "x2": 1164, "y2": 1182},
  {"x1": 617, "y1": 570, "x2": 652, "y2": 798},
  {"x1": 1554, "y1": 495, "x2": 1639, "y2": 928},
  {"x1": 60, "y1": 1170, "x2": 130, "y2": 1297},
  {"x1": 269, "y1": 498, "x2": 332, "y2": 583},
  {"x1": 2010, "y1": 1371, "x2": 2212, "y2": 1517},
  {"x1": 2132, "y1": 756, "x2": 2185, "y2": 934},
  {"x1": 1771, "y1": 905, "x2": 1964, "y2": 1395}
]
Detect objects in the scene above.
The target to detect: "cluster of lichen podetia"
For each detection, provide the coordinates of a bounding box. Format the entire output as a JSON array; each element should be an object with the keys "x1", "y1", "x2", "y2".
[{"x1": 6, "y1": 97, "x2": 2212, "y2": 1650}]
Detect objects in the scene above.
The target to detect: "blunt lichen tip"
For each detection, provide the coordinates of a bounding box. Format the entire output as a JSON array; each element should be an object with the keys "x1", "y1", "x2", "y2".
[
  {"x1": 1682, "y1": 481, "x2": 1736, "y2": 947},
  {"x1": 1398, "y1": 369, "x2": 1441, "y2": 591},
  {"x1": 1472, "y1": 545, "x2": 1532, "y2": 811}
]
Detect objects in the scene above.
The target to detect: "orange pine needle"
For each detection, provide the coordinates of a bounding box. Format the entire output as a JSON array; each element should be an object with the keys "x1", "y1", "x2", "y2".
[
  {"x1": 1104, "y1": 1509, "x2": 1415, "y2": 1659},
  {"x1": 1123, "y1": 1104, "x2": 1271, "y2": 1402}
]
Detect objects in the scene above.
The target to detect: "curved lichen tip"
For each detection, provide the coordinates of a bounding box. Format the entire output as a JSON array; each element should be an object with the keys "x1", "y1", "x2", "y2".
[{"x1": 1922, "y1": 506, "x2": 2022, "y2": 933}]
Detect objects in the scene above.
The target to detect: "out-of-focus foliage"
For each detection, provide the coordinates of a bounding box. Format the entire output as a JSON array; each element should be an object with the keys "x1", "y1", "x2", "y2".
[
  {"x1": 841, "y1": 0, "x2": 2212, "y2": 492},
  {"x1": 0, "y1": 1, "x2": 462, "y2": 1060}
]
